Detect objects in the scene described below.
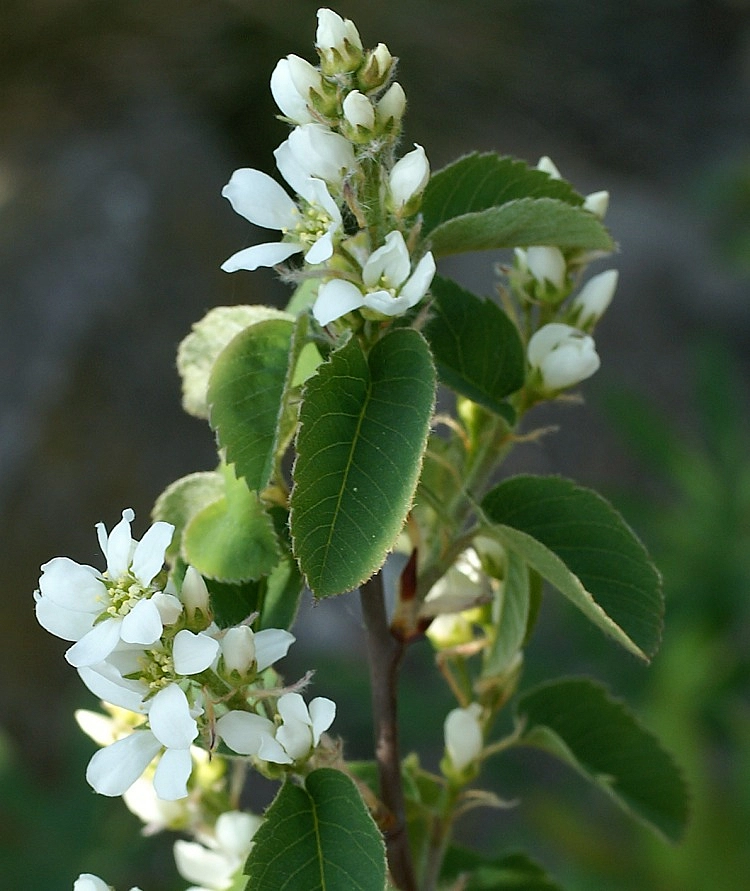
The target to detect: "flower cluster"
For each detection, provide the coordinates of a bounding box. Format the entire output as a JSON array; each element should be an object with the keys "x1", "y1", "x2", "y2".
[
  {"x1": 221, "y1": 8, "x2": 435, "y2": 329},
  {"x1": 35, "y1": 509, "x2": 335, "y2": 802}
]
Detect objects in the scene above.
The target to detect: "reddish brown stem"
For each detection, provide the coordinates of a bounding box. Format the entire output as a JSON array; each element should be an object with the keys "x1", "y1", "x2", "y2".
[{"x1": 360, "y1": 573, "x2": 417, "y2": 891}]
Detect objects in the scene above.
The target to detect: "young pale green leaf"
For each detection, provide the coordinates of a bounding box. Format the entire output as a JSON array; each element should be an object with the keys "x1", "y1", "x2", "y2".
[
  {"x1": 516, "y1": 677, "x2": 689, "y2": 842},
  {"x1": 424, "y1": 276, "x2": 524, "y2": 420},
  {"x1": 483, "y1": 548, "x2": 530, "y2": 677},
  {"x1": 178, "y1": 305, "x2": 292, "y2": 419},
  {"x1": 421, "y1": 152, "x2": 583, "y2": 235},
  {"x1": 428, "y1": 198, "x2": 614, "y2": 259},
  {"x1": 291, "y1": 329, "x2": 436, "y2": 598},
  {"x1": 440, "y1": 847, "x2": 563, "y2": 891},
  {"x1": 209, "y1": 318, "x2": 295, "y2": 493},
  {"x1": 481, "y1": 475, "x2": 663, "y2": 660},
  {"x1": 244, "y1": 769, "x2": 386, "y2": 891},
  {"x1": 182, "y1": 465, "x2": 279, "y2": 583},
  {"x1": 152, "y1": 470, "x2": 225, "y2": 561}
]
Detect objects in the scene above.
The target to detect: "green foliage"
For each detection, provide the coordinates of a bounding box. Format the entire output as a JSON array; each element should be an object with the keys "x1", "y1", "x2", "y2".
[
  {"x1": 484, "y1": 549, "x2": 531, "y2": 677},
  {"x1": 516, "y1": 677, "x2": 689, "y2": 842},
  {"x1": 291, "y1": 329, "x2": 436, "y2": 598},
  {"x1": 424, "y1": 275, "x2": 525, "y2": 421},
  {"x1": 440, "y1": 847, "x2": 564, "y2": 890},
  {"x1": 244, "y1": 769, "x2": 386, "y2": 891},
  {"x1": 481, "y1": 475, "x2": 663, "y2": 660}
]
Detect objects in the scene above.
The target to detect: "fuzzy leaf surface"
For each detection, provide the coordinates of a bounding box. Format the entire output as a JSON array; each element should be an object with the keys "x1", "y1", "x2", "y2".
[
  {"x1": 291, "y1": 329, "x2": 435, "y2": 598},
  {"x1": 516, "y1": 677, "x2": 689, "y2": 841},
  {"x1": 481, "y1": 475, "x2": 663, "y2": 660},
  {"x1": 244, "y1": 769, "x2": 386, "y2": 891}
]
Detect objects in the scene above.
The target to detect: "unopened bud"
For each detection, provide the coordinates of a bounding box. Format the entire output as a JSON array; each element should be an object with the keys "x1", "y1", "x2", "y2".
[
  {"x1": 220, "y1": 626, "x2": 257, "y2": 677},
  {"x1": 342, "y1": 89, "x2": 375, "y2": 140},
  {"x1": 270, "y1": 56, "x2": 318, "y2": 125},
  {"x1": 571, "y1": 269, "x2": 618, "y2": 327},
  {"x1": 444, "y1": 703, "x2": 483, "y2": 773},
  {"x1": 388, "y1": 143, "x2": 430, "y2": 213},
  {"x1": 358, "y1": 43, "x2": 394, "y2": 91},
  {"x1": 528, "y1": 322, "x2": 600, "y2": 392},
  {"x1": 376, "y1": 82, "x2": 406, "y2": 130},
  {"x1": 524, "y1": 246, "x2": 567, "y2": 291},
  {"x1": 180, "y1": 566, "x2": 212, "y2": 628},
  {"x1": 316, "y1": 8, "x2": 363, "y2": 74},
  {"x1": 537, "y1": 155, "x2": 562, "y2": 179},
  {"x1": 583, "y1": 189, "x2": 610, "y2": 219}
]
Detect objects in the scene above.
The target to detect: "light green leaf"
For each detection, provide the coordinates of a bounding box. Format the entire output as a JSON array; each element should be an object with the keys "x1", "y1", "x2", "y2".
[
  {"x1": 424, "y1": 276, "x2": 524, "y2": 419},
  {"x1": 481, "y1": 475, "x2": 663, "y2": 660},
  {"x1": 182, "y1": 465, "x2": 279, "y2": 583},
  {"x1": 484, "y1": 549, "x2": 530, "y2": 677},
  {"x1": 177, "y1": 305, "x2": 292, "y2": 419},
  {"x1": 244, "y1": 769, "x2": 386, "y2": 891},
  {"x1": 516, "y1": 677, "x2": 689, "y2": 842},
  {"x1": 152, "y1": 470, "x2": 225, "y2": 561},
  {"x1": 291, "y1": 329, "x2": 436, "y2": 598},
  {"x1": 440, "y1": 847, "x2": 563, "y2": 891},
  {"x1": 422, "y1": 152, "x2": 583, "y2": 235},
  {"x1": 428, "y1": 198, "x2": 614, "y2": 259},
  {"x1": 209, "y1": 318, "x2": 295, "y2": 492}
]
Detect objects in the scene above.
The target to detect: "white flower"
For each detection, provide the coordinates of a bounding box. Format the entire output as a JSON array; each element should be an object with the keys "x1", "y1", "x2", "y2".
[
  {"x1": 270, "y1": 55, "x2": 320, "y2": 125},
  {"x1": 275, "y1": 123, "x2": 356, "y2": 193},
  {"x1": 316, "y1": 8, "x2": 363, "y2": 73},
  {"x1": 313, "y1": 231, "x2": 436, "y2": 325},
  {"x1": 376, "y1": 82, "x2": 406, "y2": 127},
  {"x1": 444, "y1": 703, "x2": 483, "y2": 772},
  {"x1": 220, "y1": 626, "x2": 295, "y2": 677},
  {"x1": 528, "y1": 322, "x2": 600, "y2": 391},
  {"x1": 35, "y1": 509, "x2": 175, "y2": 668},
  {"x1": 389, "y1": 144, "x2": 430, "y2": 211},
  {"x1": 73, "y1": 876, "x2": 142, "y2": 891},
  {"x1": 571, "y1": 269, "x2": 618, "y2": 326},
  {"x1": 342, "y1": 89, "x2": 375, "y2": 131},
  {"x1": 220, "y1": 168, "x2": 342, "y2": 272},
  {"x1": 216, "y1": 710, "x2": 289, "y2": 763},
  {"x1": 174, "y1": 810, "x2": 261, "y2": 891},
  {"x1": 517, "y1": 245, "x2": 567, "y2": 290},
  {"x1": 86, "y1": 683, "x2": 200, "y2": 800}
]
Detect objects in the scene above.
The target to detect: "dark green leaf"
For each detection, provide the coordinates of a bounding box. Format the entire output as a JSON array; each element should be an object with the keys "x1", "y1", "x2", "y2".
[
  {"x1": 422, "y1": 153, "x2": 583, "y2": 235},
  {"x1": 441, "y1": 846, "x2": 563, "y2": 890},
  {"x1": 428, "y1": 198, "x2": 614, "y2": 258},
  {"x1": 481, "y1": 475, "x2": 663, "y2": 660},
  {"x1": 244, "y1": 769, "x2": 386, "y2": 891},
  {"x1": 209, "y1": 318, "x2": 295, "y2": 492},
  {"x1": 291, "y1": 329, "x2": 436, "y2": 598},
  {"x1": 424, "y1": 276, "x2": 524, "y2": 419},
  {"x1": 517, "y1": 677, "x2": 689, "y2": 841}
]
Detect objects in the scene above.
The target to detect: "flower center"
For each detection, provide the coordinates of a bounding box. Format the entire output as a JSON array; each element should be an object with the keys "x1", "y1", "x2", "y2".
[
  {"x1": 138, "y1": 647, "x2": 175, "y2": 694},
  {"x1": 291, "y1": 204, "x2": 333, "y2": 248},
  {"x1": 103, "y1": 573, "x2": 153, "y2": 619}
]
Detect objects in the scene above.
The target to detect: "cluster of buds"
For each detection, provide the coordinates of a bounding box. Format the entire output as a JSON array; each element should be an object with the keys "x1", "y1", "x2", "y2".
[
  {"x1": 35, "y1": 509, "x2": 335, "y2": 804},
  {"x1": 221, "y1": 8, "x2": 435, "y2": 331},
  {"x1": 513, "y1": 156, "x2": 618, "y2": 395}
]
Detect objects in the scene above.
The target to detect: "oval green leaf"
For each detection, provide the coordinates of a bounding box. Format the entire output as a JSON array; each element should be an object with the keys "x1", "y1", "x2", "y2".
[
  {"x1": 152, "y1": 470, "x2": 225, "y2": 561},
  {"x1": 291, "y1": 329, "x2": 436, "y2": 598},
  {"x1": 481, "y1": 475, "x2": 663, "y2": 660},
  {"x1": 516, "y1": 677, "x2": 689, "y2": 842},
  {"x1": 244, "y1": 769, "x2": 386, "y2": 891}
]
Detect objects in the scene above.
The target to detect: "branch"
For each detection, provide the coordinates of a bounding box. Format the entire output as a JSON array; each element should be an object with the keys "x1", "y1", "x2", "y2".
[{"x1": 360, "y1": 572, "x2": 417, "y2": 891}]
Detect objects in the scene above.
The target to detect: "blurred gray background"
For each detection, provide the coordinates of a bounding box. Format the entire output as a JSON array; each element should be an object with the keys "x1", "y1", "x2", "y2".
[{"x1": 2, "y1": 0, "x2": 750, "y2": 884}]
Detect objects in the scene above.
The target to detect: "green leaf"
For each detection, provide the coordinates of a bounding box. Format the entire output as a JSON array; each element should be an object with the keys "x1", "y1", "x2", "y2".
[
  {"x1": 516, "y1": 677, "x2": 689, "y2": 841},
  {"x1": 178, "y1": 305, "x2": 292, "y2": 419},
  {"x1": 424, "y1": 276, "x2": 524, "y2": 419},
  {"x1": 481, "y1": 475, "x2": 663, "y2": 660},
  {"x1": 484, "y1": 549, "x2": 530, "y2": 677},
  {"x1": 422, "y1": 152, "x2": 583, "y2": 235},
  {"x1": 428, "y1": 198, "x2": 614, "y2": 259},
  {"x1": 244, "y1": 768, "x2": 386, "y2": 891},
  {"x1": 291, "y1": 329, "x2": 436, "y2": 598},
  {"x1": 440, "y1": 846, "x2": 563, "y2": 890},
  {"x1": 209, "y1": 318, "x2": 295, "y2": 493},
  {"x1": 204, "y1": 578, "x2": 262, "y2": 628},
  {"x1": 152, "y1": 470, "x2": 225, "y2": 561},
  {"x1": 182, "y1": 465, "x2": 279, "y2": 583}
]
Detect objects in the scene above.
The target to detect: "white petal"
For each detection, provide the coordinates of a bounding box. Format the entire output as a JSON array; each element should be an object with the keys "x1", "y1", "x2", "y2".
[
  {"x1": 277, "y1": 692, "x2": 310, "y2": 726},
  {"x1": 78, "y1": 663, "x2": 148, "y2": 713},
  {"x1": 153, "y1": 747, "x2": 192, "y2": 800},
  {"x1": 148, "y1": 685, "x2": 197, "y2": 750},
  {"x1": 274, "y1": 138, "x2": 310, "y2": 198},
  {"x1": 216, "y1": 711, "x2": 276, "y2": 756},
  {"x1": 102, "y1": 509, "x2": 136, "y2": 578},
  {"x1": 65, "y1": 617, "x2": 122, "y2": 667},
  {"x1": 38, "y1": 558, "x2": 104, "y2": 612},
  {"x1": 399, "y1": 252, "x2": 436, "y2": 308},
  {"x1": 312, "y1": 279, "x2": 364, "y2": 325},
  {"x1": 389, "y1": 144, "x2": 430, "y2": 208},
  {"x1": 86, "y1": 730, "x2": 161, "y2": 796},
  {"x1": 270, "y1": 57, "x2": 316, "y2": 124},
  {"x1": 257, "y1": 733, "x2": 294, "y2": 764},
  {"x1": 526, "y1": 246, "x2": 566, "y2": 289},
  {"x1": 304, "y1": 230, "x2": 334, "y2": 265},
  {"x1": 222, "y1": 168, "x2": 298, "y2": 231},
  {"x1": 308, "y1": 697, "x2": 336, "y2": 744},
  {"x1": 174, "y1": 839, "x2": 235, "y2": 887},
  {"x1": 527, "y1": 323, "x2": 577, "y2": 367},
  {"x1": 73, "y1": 874, "x2": 111, "y2": 891},
  {"x1": 131, "y1": 521, "x2": 173, "y2": 585},
  {"x1": 215, "y1": 811, "x2": 262, "y2": 857},
  {"x1": 221, "y1": 241, "x2": 302, "y2": 273},
  {"x1": 173, "y1": 629, "x2": 220, "y2": 675},
  {"x1": 286, "y1": 124, "x2": 355, "y2": 187},
  {"x1": 151, "y1": 591, "x2": 184, "y2": 626},
  {"x1": 363, "y1": 231, "x2": 410, "y2": 289},
  {"x1": 276, "y1": 721, "x2": 312, "y2": 761},
  {"x1": 120, "y1": 598, "x2": 163, "y2": 645},
  {"x1": 254, "y1": 628, "x2": 296, "y2": 671},
  {"x1": 34, "y1": 591, "x2": 95, "y2": 641},
  {"x1": 361, "y1": 289, "x2": 413, "y2": 317},
  {"x1": 445, "y1": 703, "x2": 483, "y2": 771}
]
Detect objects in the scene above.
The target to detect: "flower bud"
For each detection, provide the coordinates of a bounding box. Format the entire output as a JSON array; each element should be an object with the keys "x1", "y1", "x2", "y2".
[
  {"x1": 537, "y1": 155, "x2": 562, "y2": 179},
  {"x1": 358, "y1": 42, "x2": 394, "y2": 91},
  {"x1": 583, "y1": 189, "x2": 610, "y2": 219},
  {"x1": 220, "y1": 625, "x2": 257, "y2": 677},
  {"x1": 376, "y1": 82, "x2": 406, "y2": 129},
  {"x1": 528, "y1": 322, "x2": 600, "y2": 391},
  {"x1": 316, "y1": 8, "x2": 363, "y2": 74},
  {"x1": 570, "y1": 269, "x2": 618, "y2": 327},
  {"x1": 270, "y1": 55, "x2": 320, "y2": 124},
  {"x1": 341, "y1": 90, "x2": 375, "y2": 141},
  {"x1": 388, "y1": 144, "x2": 430, "y2": 213},
  {"x1": 444, "y1": 703, "x2": 483, "y2": 772},
  {"x1": 525, "y1": 246, "x2": 567, "y2": 290},
  {"x1": 180, "y1": 566, "x2": 211, "y2": 628}
]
